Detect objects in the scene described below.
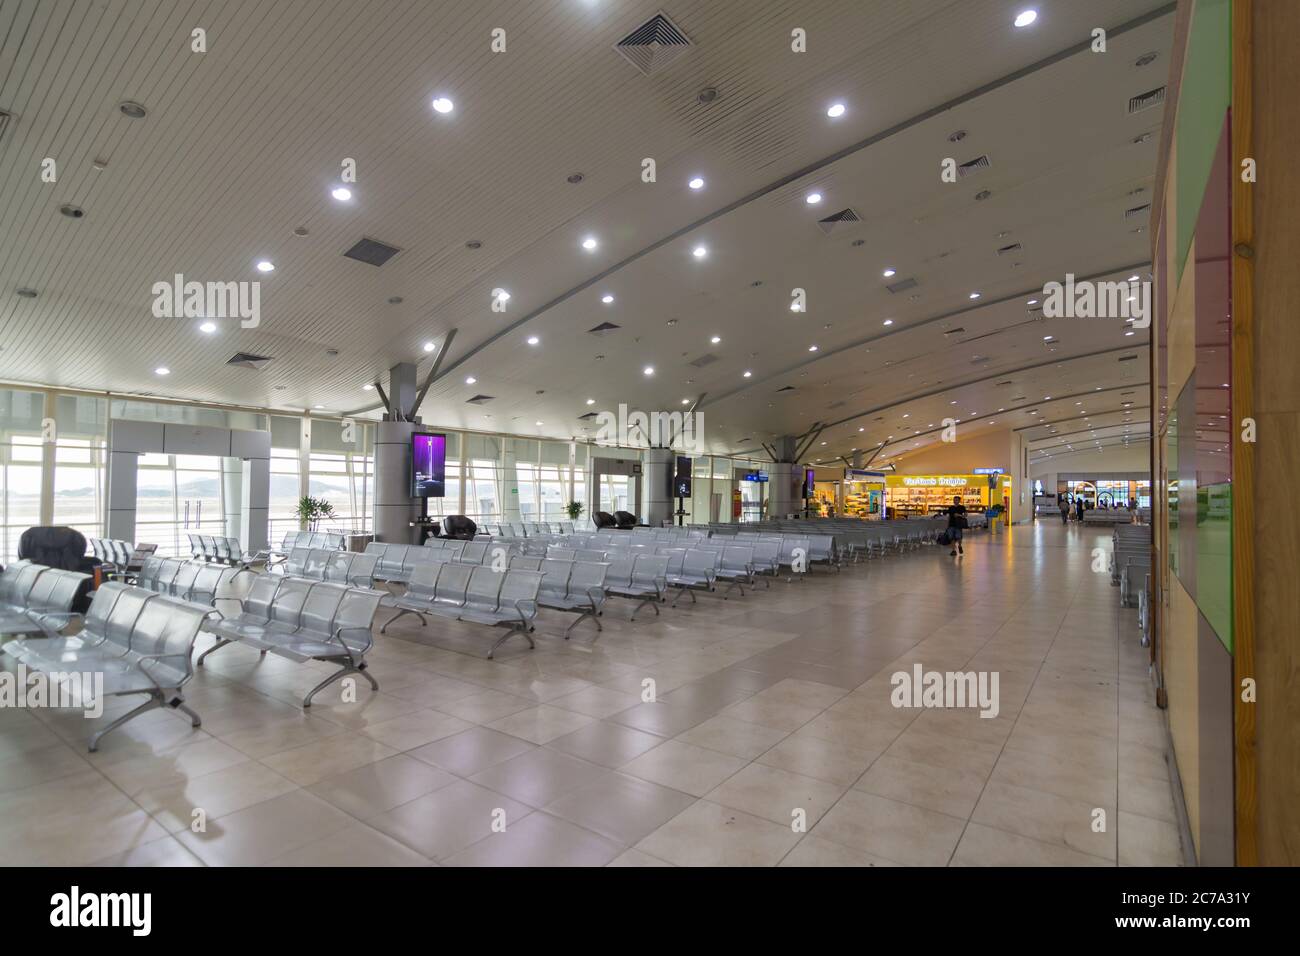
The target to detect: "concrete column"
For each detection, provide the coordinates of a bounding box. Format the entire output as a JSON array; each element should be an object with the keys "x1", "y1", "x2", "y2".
[
  {"x1": 221, "y1": 457, "x2": 243, "y2": 539},
  {"x1": 374, "y1": 420, "x2": 417, "y2": 543},
  {"x1": 39, "y1": 391, "x2": 56, "y2": 526},
  {"x1": 768, "y1": 462, "x2": 797, "y2": 519},
  {"x1": 503, "y1": 444, "x2": 521, "y2": 521},
  {"x1": 106, "y1": 450, "x2": 139, "y2": 542},
  {"x1": 241, "y1": 456, "x2": 270, "y2": 551},
  {"x1": 641, "y1": 447, "x2": 673, "y2": 526}
]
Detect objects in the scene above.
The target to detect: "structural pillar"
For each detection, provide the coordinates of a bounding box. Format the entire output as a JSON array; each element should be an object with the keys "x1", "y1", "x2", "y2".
[
  {"x1": 768, "y1": 462, "x2": 797, "y2": 519},
  {"x1": 240, "y1": 455, "x2": 270, "y2": 552},
  {"x1": 374, "y1": 420, "x2": 417, "y2": 544},
  {"x1": 641, "y1": 447, "x2": 673, "y2": 527},
  {"x1": 106, "y1": 450, "x2": 139, "y2": 542},
  {"x1": 221, "y1": 457, "x2": 243, "y2": 539}
]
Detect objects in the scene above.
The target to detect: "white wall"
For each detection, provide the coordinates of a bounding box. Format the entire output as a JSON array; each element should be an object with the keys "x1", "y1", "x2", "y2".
[{"x1": 1028, "y1": 440, "x2": 1152, "y2": 481}]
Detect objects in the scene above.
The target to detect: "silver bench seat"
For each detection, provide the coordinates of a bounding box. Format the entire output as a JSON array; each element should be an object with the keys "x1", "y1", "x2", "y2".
[
  {"x1": 536, "y1": 558, "x2": 607, "y2": 636},
  {"x1": 4, "y1": 581, "x2": 212, "y2": 751},
  {"x1": 0, "y1": 563, "x2": 91, "y2": 636},
  {"x1": 603, "y1": 554, "x2": 668, "y2": 620}
]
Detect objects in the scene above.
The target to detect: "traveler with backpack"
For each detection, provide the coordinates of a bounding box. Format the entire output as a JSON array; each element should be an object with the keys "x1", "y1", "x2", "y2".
[
  {"x1": 1059, "y1": 496, "x2": 1070, "y2": 525},
  {"x1": 947, "y1": 495, "x2": 967, "y2": 557}
]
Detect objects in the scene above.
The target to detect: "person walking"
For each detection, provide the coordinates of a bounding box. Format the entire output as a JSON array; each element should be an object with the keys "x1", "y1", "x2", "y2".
[
  {"x1": 1059, "y1": 496, "x2": 1070, "y2": 525},
  {"x1": 947, "y1": 495, "x2": 967, "y2": 557},
  {"x1": 1075, "y1": 496, "x2": 1085, "y2": 522}
]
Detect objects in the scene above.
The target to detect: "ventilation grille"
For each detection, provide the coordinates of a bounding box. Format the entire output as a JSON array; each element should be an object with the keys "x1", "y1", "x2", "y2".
[
  {"x1": 577, "y1": 411, "x2": 600, "y2": 421},
  {"x1": 688, "y1": 353, "x2": 720, "y2": 368},
  {"x1": 226, "y1": 352, "x2": 272, "y2": 370},
  {"x1": 465, "y1": 394, "x2": 495, "y2": 405},
  {"x1": 943, "y1": 327, "x2": 967, "y2": 336},
  {"x1": 996, "y1": 380, "x2": 1014, "y2": 387},
  {"x1": 1124, "y1": 203, "x2": 1152, "y2": 220},
  {"x1": 886, "y1": 277, "x2": 919, "y2": 294},
  {"x1": 957, "y1": 155, "x2": 990, "y2": 178},
  {"x1": 1117, "y1": 354, "x2": 1139, "y2": 363},
  {"x1": 587, "y1": 321, "x2": 621, "y2": 335},
  {"x1": 1127, "y1": 87, "x2": 1166, "y2": 114},
  {"x1": 996, "y1": 242, "x2": 1022, "y2": 256},
  {"x1": 775, "y1": 385, "x2": 796, "y2": 393},
  {"x1": 0, "y1": 109, "x2": 11, "y2": 143},
  {"x1": 343, "y1": 237, "x2": 402, "y2": 266},
  {"x1": 614, "y1": 12, "x2": 691, "y2": 76},
  {"x1": 816, "y1": 208, "x2": 861, "y2": 235}
]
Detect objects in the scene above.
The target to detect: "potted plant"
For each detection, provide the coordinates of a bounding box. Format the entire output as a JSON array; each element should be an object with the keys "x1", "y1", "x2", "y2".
[
  {"x1": 565, "y1": 501, "x2": 585, "y2": 521},
  {"x1": 296, "y1": 495, "x2": 336, "y2": 531}
]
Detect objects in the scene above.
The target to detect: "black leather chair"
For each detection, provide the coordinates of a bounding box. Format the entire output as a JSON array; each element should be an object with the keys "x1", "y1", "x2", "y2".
[
  {"x1": 593, "y1": 511, "x2": 617, "y2": 529},
  {"x1": 613, "y1": 511, "x2": 638, "y2": 530},
  {"x1": 19, "y1": 526, "x2": 96, "y2": 573},
  {"x1": 442, "y1": 515, "x2": 477, "y2": 540},
  {"x1": 17, "y1": 526, "x2": 96, "y2": 612}
]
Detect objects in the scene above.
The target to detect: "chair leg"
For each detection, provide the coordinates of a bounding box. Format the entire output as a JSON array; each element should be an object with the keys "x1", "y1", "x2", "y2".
[
  {"x1": 195, "y1": 637, "x2": 230, "y2": 666},
  {"x1": 169, "y1": 695, "x2": 202, "y2": 728},
  {"x1": 381, "y1": 607, "x2": 425, "y2": 634},
  {"x1": 87, "y1": 694, "x2": 164, "y2": 753},
  {"x1": 303, "y1": 661, "x2": 377, "y2": 708}
]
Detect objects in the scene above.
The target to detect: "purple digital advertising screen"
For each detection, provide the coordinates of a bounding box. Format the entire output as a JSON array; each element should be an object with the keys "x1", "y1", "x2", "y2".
[{"x1": 410, "y1": 433, "x2": 447, "y2": 497}]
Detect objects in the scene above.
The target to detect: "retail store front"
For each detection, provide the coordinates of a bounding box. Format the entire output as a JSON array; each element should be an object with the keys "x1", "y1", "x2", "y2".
[
  {"x1": 885, "y1": 472, "x2": 1013, "y2": 523},
  {"x1": 1058, "y1": 477, "x2": 1151, "y2": 509},
  {"x1": 843, "y1": 469, "x2": 887, "y2": 519}
]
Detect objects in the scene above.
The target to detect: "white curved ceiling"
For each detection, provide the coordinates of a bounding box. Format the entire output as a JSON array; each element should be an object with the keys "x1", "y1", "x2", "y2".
[{"x1": 0, "y1": 0, "x2": 1171, "y2": 463}]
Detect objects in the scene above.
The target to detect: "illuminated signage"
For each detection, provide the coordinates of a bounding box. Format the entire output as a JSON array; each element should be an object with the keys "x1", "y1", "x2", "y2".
[
  {"x1": 742, "y1": 472, "x2": 769, "y2": 483},
  {"x1": 972, "y1": 468, "x2": 1003, "y2": 475},
  {"x1": 902, "y1": 476, "x2": 968, "y2": 487}
]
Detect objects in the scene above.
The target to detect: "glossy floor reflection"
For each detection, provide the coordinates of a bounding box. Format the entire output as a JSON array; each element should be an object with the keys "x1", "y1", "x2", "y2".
[{"x1": 0, "y1": 522, "x2": 1183, "y2": 866}]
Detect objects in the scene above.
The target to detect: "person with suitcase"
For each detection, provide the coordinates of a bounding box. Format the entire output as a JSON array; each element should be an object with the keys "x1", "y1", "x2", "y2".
[{"x1": 947, "y1": 495, "x2": 967, "y2": 557}]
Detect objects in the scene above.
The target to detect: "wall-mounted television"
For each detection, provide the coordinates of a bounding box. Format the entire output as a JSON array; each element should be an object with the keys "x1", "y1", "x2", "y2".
[
  {"x1": 411, "y1": 432, "x2": 447, "y2": 498},
  {"x1": 804, "y1": 468, "x2": 816, "y2": 499}
]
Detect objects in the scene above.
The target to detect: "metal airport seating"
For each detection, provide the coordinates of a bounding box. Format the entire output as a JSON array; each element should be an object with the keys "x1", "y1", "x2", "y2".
[
  {"x1": 0, "y1": 562, "x2": 92, "y2": 636},
  {"x1": 135, "y1": 556, "x2": 250, "y2": 607},
  {"x1": 715, "y1": 545, "x2": 757, "y2": 596},
  {"x1": 88, "y1": 537, "x2": 138, "y2": 574},
  {"x1": 603, "y1": 553, "x2": 669, "y2": 619},
  {"x1": 535, "y1": 558, "x2": 607, "y2": 636},
  {"x1": 197, "y1": 574, "x2": 384, "y2": 705},
  {"x1": 662, "y1": 547, "x2": 719, "y2": 605},
  {"x1": 3, "y1": 581, "x2": 213, "y2": 751},
  {"x1": 280, "y1": 548, "x2": 380, "y2": 588}
]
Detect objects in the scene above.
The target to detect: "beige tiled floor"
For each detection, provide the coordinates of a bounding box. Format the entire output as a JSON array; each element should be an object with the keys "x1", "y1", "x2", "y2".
[{"x1": 0, "y1": 522, "x2": 1186, "y2": 866}]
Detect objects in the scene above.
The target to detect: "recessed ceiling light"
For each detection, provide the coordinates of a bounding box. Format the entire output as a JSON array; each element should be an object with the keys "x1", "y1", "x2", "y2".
[
  {"x1": 826, "y1": 102, "x2": 846, "y2": 118},
  {"x1": 255, "y1": 260, "x2": 275, "y2": 273},
  {"x1": 688, "y1": 177, "x2": 705, "y2": 190},
  {"x1": 1128, "y1": 274, "x2": 1140, "y2": 282},
  {"x1": 422, "y1": 342, "x2": 435, "y2": 352},
  {"x1": 118, "y1": 101, "x2": 147, "y2": 119},
  {"x1": 1125, "y1": 330, "x2": 1136, "y2": 336},
  {"x1": 858, "y1": 427, "x2": 865, "y2": 432},
  {"x1": 1027, "y1": 298, "x2": 1039, "y2": 306},
  {"x1": 643, "y1": 366, "x2": 655, "y2": 376},
  {"x1": 526, "y1": 335, "x2": 540, "y2": 346},
  {"x1": 968, "y1": 292, "x2": 981, "y2": 299},
  {"x1": 586, "y1": 398, "x2": 595, "y2": 405},
  {"x1": 331, "y1": 186, "x2": 352, "y2": 201},
  {"x1": 710, "y1": 335, "x2": 721, "y2": 344},
  {"x1": 808, "y1": 345, "x2": 818, "y2": 352},
  {"x1": 692, "y1": 245, "x2": 708, "y2": 258},
  {"x1": 790, "y1": 301, "x2": 803, "y2": 312},
  {"x1": 1014, "y1": 10, "x2": 1038, "y2": 28},
  {"x1": 882, "y1": 319, "x2": 894, "y2": 326},
  {"x1": 314, "y1": 405, "x2": 325, "y2": 410},
  {"x1": 535, "y1": 421, "x2": 544, "y2": 426},
  {"x1": 743, "y1": 370, "x2": 752, "y2": 378},
  {"x1": 465, "y1": 376, "x2": 476, "y2": 385},
  {"x1": 805, "y1": 192, "x2": 822, "y2": 204},
  {"x1": 882, "y1": 268, "x2": 896, "y2": 277},
  {"x1": 199, "y1": 321, "x2": 217, "y2": 334},
  {"x1": 582, "y1": 236, "x2": 598, "y2": 251},
  {"x1": 601, "y1": 294, "x2": 614, "y2": 304},
  {"x1": 362, "y1": 384, "x2": 374, "y2": 391},
  {"x1": 154, "y1": 367, "x2": 170, "y2": 375},
  {"x1": 431, "y1": 96, "x2": 454, "y2": 113}
]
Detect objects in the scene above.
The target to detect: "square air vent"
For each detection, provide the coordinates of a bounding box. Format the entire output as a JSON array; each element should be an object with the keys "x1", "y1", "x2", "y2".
[
  {"x1": 226, "y1": 352, "x2": 272, "y2": 370},
  {"x1": 1124, "y1": 203, "x2": 1152, "y2": 220},
  {"x1": 688, "y1": 353, "x2": 720, "y2": 368},
  {"x1": 816, "y1": 208, "x2": 861, "y2": 235},
  {"x1": 957, "y1": 155, "x2": 990, "y2": 178},
  {"x1": 886, "y1": 277, "x2": 919, "y2": 294},
  {"x1": 587, "y1": 321, "x2": 621, "y2": 335},
  {"x1": 1117, "y1": 355, "x2": 1139, "y2": 363},
  {"x1": 577, "y1": 411, "x2": 600, "y2": 421},
  {"x1": 614, "y1": 12, "x2": 692, "y2": 76},
  {"x1": 343, "y1": 237, "x2": 402, "y2": 266},
  {"x1": 1127, "y1": 86, "x2": 1166, "y2": 114},
  {"x1": 465, "y1": 394, "x2": 495, "y2": 405}
]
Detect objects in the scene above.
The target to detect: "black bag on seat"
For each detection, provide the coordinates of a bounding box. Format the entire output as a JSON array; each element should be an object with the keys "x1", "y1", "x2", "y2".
[
  {"x1": 613, "y1": 511, "x2": 638, "y2": 530},
  {"x1": 442, "y1": 515, "x2": 478, "y2": 540},
  {"x1": 593, "y1": 511, "x2": 617, "y2": 529}
]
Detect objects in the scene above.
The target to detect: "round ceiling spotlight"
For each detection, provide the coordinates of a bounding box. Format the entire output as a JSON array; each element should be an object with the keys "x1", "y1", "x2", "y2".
[
  {"x1": 526, "y1": 336, "x2": 540, "y2": 346},
  {"x1": 601, "y1": 294, "x2": 614, "y2": 304},
  {"x1": 423, "y1": 341, "x2": 436, "y2": 352},
  {"x1": 697, "y1": 87, "x2": 719, "y2": 104},
  {"x1": 465, "y1": 240, "x2": 482, "y2": 249},
  {"x1": 118, "y1": 101, "x2": 147, "y2": 119},
  {"x1": 692, "y1": 245, "x2": 708, "y2": 259},
  {"x1": 947, "y1": 129, "x2": 967, "y2": 143},
  {"x1": 805, "y1": 192, "x2": 823, "y2": 204},
  {"x1": 431, "y1": 96, "x2": 454, "y2": 113},
  {"x1": 688, "y1": 177, "x2": 705, "y2": 190},
  {"x1": 581, "y1": 236, "x2": 598, "y2": 251},
  {"x1": 566, "y1": 172, "x2": 585, "y2": 184},
  {"x1": 154, "y1": 367, "x2": 170, "y2": 376},
  {"x1": 59, "y1": 204, "x2": 85, "y2": 219},
  {"x1": 826, "y1": 102, "x2": 846, "y2": 118},
  {"x1": 1014, "y1": 10, "x2": 1038, "y2": 28},
  {"x1": 255, "y1": 260, "x2": 275, "y2": 273},
  {"x1": 199, "y1": 321, "x2": 217, "y2": 334},
  {"x1": 330, "y1": 186, "x2": 352, "y2": 201}
]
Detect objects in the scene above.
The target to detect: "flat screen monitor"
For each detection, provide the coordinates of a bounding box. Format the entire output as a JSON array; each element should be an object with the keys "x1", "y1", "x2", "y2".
[
  {"x1": 673, "y1": 476, "x2": 692, "y2": 499},
  {"x1": 411, "y1": 433, "x2": 447, "y2": 498},
  {"x1": 804, "y1": 468, "x2": 816, "y2": 499}
]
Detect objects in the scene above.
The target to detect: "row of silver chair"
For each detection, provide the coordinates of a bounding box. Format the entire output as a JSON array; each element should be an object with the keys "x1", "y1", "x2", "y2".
[
  {"x1": 186, "y1": 533, "x2": 253, "y2": 566},
  {"x1": 87, "y1": 537, "x2": 136, "y2": 571},
  {"x1": 381, "y1": 563, "x2": 544, "y2": 658},
  {"x1": 0, "y1": 561, "x2": 91, "y2": 637},
  {"x1": 3, "y1": 580, "x2": 212, "y2": 751},
  {"x1": 135, "y1": 557, "x2": 249, "y2": 607},
  {"x1": 282, "y1": 548, "x2": 380, "y2": 589}
]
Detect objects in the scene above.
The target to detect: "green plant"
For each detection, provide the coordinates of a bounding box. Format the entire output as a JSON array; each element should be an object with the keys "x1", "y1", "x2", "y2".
[
  {"x1": 565, "y1": 501, "x2": 585, "y2": 521},
  {"x1": 296, "y1": 495, "x2": 336, "y2": 531}
]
